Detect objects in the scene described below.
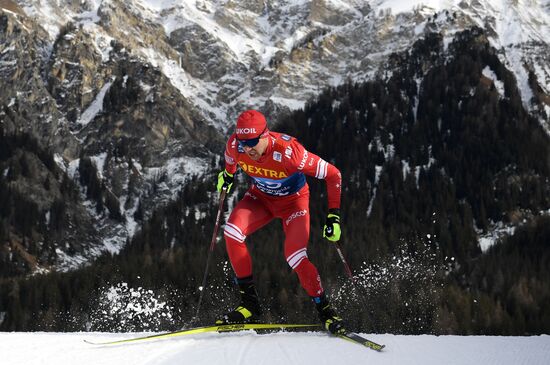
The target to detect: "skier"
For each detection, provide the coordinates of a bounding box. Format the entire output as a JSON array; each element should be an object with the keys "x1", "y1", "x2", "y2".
[{"x1": 215, "y1": 109, "x2": 345, "y2": 334}]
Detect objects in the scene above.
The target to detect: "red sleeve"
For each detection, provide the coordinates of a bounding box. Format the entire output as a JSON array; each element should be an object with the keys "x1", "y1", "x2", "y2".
[
  {"x1": 287, "y1": 140, "x2": 342, "y2": 209},
  {"x1": 224, "y1": 134, "x2": 238, "y2": 175}
]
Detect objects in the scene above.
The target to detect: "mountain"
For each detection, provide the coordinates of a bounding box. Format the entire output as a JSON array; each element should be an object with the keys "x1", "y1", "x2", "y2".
[{"x1": 10, "y1": 0, "x2": 550, "y2": 129}]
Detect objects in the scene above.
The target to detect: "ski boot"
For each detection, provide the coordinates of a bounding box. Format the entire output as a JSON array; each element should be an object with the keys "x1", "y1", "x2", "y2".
[
  {"x1": 313, "y1": 293, "x2": 346, "y2": 335},
  {"x1": 216, "y1": 277, "x2": 262, "y2": 325}
]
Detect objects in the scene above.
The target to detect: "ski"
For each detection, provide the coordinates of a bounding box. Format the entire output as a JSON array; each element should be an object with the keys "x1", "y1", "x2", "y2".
[
  {"x1": 336, "y1": 332, "x2": 385, "y2": 352},
  {"x1": 83, "y1": 323, "x2": 320, "y2": 346}
]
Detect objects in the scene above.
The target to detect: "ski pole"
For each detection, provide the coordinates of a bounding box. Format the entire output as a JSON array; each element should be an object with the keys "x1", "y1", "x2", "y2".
[
  {"x1": 324, "y1": 226, "x2": 355, "y2": 281},
  {"x1": 194, "y1": 187, "x2": 227, "y2": 322},
  {"x1": 333, "y1": 242, "x2": 354, "y2": 280}
]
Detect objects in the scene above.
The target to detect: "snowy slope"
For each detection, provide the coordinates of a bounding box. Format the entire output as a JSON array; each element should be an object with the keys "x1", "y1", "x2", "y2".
[{"x1": 1, "y1": 331, "x2": 549, "y2": 365}]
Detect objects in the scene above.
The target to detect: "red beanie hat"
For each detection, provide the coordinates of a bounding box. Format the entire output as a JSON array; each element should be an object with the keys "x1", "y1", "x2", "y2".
[{"x1": 236, "y1": 110, "x2": 269, "y2": 140}]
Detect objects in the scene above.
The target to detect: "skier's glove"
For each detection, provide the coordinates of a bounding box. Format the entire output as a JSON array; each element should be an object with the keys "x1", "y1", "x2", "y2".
[
  {"x1": 217, "y1": 169, "x2": 234, "y2": 193},
  {"x1": 323, "y1": 208, "x2": 341, "y2": 242}
]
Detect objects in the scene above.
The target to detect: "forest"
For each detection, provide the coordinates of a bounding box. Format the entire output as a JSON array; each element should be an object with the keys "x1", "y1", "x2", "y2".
[{"x1": 0, "y1": 28, "x2": 549, "y2": 334}]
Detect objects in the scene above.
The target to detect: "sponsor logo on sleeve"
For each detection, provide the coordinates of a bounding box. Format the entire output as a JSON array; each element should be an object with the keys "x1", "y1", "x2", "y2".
[
  {"x1": 273, "y1": 151, "x2": 282, "y2": 162},
  {"x1": 281, "y1": 134, "x2": 291, "y2": 141},
  {"x1": 298, "y1": 150, "x2": 308, "y2": 170},
  {"x1": 224, "y1": 152, "x2": 235, "y2": 164},
  {"x1": 285, "y1": 146, "x2": 293, "y2": 159}
]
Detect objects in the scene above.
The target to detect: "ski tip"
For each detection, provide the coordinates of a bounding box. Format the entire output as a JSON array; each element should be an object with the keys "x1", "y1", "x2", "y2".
[
  {"x1": 83, "y1": 338, "x2": 129, "y2": 346},
  {"x1": 374, "y1": 344, "x2": 386, "y2": 352},
  {"x1": 337, "y1": 332, "x2": 386, "y2": 352},
  {"x1": 368, "y1": 342, "x2": 385, "y2": 352},
  {"x1": 83, "y1": 339, "x2": 100, "y2": 345}
]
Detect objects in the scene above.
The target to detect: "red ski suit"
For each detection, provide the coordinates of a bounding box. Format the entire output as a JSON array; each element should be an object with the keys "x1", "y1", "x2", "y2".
[{"x1": 223, "y1": 131, "x2": 341, "y2": 297}]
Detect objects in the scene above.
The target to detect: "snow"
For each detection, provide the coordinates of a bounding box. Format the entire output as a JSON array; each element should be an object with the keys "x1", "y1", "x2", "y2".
[
  {"x1": 102, "y1": 235, "x2": 126, "y2": 255},
  {"x1": 372, "y1": 0, "x2": 452, "y2": 15},
  {"x1": 145, "y1": 156, "x2": 207, "y2": 195},
  {"x1": 0, "y1": 331, "x2": 549, "y2": 365},
  {"x1": 366, "y1": 165, "x2": 383, "y2": 216},
  {"x1": 137, "y1": 0, "x2": 268, "y2": 64},
  {"x1": 458, "y1": 1, "x2": 550, "y2": 111},
  {"x1": 269, "y1": 96, "x2": 306, "y2": 110},
  {"x1": 90, "y1": 152, "x2": 109, "y2": 178},
  {"x1": 138, "y1": 47, "x2": 227, "y2": 124},
  {"x1": 477, "y1": 221, "x2": 517, "y2": 252},
  {"x1": 402, "y1": 160, "x2": 411, "y2": 180},
  {"x1": 75, "y1": 0, "x2": 101, "y2": 24},
  {"x1": 54, "y1": 248, "x2": 89, "y2": 271},
  {"x1": 482, "y1": 66, "x2": 505, "y2": 97},
  {"x1": 92, "y1": 283, "x2": 174, "y2": 331},
  {"x1": 77, "y1": 81, "x2": 113, "y2": 127}
]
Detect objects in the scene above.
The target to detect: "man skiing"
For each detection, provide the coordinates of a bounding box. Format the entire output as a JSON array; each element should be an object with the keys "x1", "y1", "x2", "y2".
[{"x1": 215, "y1": 109, "x2": 345, "y2": 334}]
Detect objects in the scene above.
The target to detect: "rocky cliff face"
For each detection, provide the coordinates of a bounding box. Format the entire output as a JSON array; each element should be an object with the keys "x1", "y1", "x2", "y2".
[
  {"x1": 0, "y1": 0, "x2": 548, "y2": 274},
  {"x1": 8, "y1": 1, "x2": 549, "y2": 129},
  {"x1": 0, "y1": 1, "x2": 223, "y2": 274},
  {"x1": 0, "y1": 7, "x2": 79, "y2": 158}
]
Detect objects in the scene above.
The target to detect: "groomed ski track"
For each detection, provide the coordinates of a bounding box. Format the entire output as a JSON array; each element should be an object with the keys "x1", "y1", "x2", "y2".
[{"x1": 1, "y1": 331, "x2": 549, "y2": 365}]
